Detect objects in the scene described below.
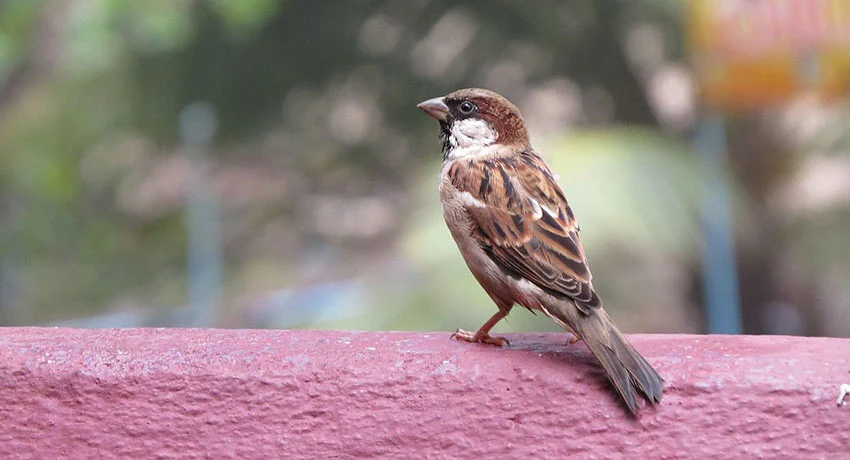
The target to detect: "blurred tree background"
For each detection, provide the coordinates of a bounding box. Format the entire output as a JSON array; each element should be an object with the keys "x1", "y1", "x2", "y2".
[{"x1": 0, "y1": 0, "x2": 848, "y2": 336}]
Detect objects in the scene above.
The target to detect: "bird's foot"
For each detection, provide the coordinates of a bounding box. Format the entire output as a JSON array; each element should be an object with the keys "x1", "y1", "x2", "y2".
[
  {"x1": 451, "y1": 328, "x2": 510, "y2": 347},
  {"x1": 567, "y1": 334, "x2": 582, "y2": 345}
]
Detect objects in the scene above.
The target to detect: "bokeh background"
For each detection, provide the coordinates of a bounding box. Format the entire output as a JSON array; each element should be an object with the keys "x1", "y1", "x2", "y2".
[{"x1": 1, "y1": 0, "x2": 849, "y2": 336}]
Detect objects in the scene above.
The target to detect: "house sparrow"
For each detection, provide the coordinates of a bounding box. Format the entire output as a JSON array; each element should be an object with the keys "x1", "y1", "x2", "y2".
[{"x1": 417, "y1": 88, "x2": 662, "y2": 413}]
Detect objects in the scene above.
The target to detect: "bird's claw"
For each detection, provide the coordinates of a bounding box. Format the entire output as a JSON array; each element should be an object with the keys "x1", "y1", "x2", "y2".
[
  {"x1": 567, "y1": 334, "x2": 582, "y2": 345},
  {"x1": 451, "y1": 328, "x2": 510, "y2": 347}
]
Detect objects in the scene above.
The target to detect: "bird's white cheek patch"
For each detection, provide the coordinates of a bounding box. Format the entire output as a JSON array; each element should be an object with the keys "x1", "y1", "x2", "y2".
[{"x1": 449, "y1": 118, "x2": 497, "y2": 150}]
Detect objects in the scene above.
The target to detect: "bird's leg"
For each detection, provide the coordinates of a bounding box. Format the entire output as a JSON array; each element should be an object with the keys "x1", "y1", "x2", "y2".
[
  {"x1": 558, "y1": 324, "x2": 582, "y2": 345},
  {"x1": 451, "y1": 310, "x2": 510, "y2": 347}
]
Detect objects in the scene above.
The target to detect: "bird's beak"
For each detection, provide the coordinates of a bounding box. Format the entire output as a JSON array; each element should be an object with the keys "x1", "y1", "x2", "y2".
[{"x1": 417, "y1": 97, "x2": 449, "y2": 122}]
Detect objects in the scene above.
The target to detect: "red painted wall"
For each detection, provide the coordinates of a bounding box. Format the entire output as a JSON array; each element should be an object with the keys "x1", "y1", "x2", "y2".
[{"x1": 0, "y1": 328, "x2": 847, "y2": 458}]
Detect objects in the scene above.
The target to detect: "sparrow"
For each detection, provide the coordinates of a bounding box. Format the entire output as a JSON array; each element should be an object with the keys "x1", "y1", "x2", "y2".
[{"x1": 417, "y1": 88, "x2": 662, "y2": 413}]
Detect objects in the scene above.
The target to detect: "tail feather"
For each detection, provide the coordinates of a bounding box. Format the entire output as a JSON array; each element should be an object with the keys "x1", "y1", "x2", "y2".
[{"x1": 544, "y1": 305, "x2": 663, "y2": 413}]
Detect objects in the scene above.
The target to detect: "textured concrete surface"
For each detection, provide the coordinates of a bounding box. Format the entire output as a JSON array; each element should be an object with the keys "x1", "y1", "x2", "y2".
[{"x1": 0, "y1": 328, "x2": 847, "y2": 459}]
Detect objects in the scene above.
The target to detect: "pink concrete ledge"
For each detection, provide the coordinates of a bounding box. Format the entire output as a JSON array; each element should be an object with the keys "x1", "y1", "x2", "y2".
[{"x1": 0, "y1": 329, "x2": 847, "y2": 458}]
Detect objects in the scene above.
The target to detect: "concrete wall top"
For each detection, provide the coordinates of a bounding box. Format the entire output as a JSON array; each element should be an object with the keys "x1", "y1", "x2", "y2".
[{"x1": 0, "y1": 328, "x2": 847, "y2": 458}]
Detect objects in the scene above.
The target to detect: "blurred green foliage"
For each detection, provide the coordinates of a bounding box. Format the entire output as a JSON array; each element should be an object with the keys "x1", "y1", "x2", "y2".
[{"x1": 0, "y1": 0, "x2": 848, "y2": 336}]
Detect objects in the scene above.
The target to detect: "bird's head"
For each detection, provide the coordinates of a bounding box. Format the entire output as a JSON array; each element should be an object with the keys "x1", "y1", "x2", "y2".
[{"x1": 417, "y1": 88, "x2": 530, "y2": 159}]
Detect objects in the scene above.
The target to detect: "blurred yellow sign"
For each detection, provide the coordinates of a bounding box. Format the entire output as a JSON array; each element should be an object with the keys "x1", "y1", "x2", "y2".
[{"x1": 689, "y1": 0, "x2": 850, "y2": 111}]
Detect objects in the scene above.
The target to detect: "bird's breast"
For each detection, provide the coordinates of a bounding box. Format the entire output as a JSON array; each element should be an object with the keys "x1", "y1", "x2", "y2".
[{"x1": 439, "y1": 163, "x2": 544, "y2": 311}]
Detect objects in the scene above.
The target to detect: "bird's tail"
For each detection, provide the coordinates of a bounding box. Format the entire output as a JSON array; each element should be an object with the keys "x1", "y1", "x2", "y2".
[{"x1": 544, "y1": 304, "x2": 663, "y2": 413}]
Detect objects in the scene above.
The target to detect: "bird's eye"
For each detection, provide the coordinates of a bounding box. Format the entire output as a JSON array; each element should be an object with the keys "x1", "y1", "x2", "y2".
[{"x1": 459, "y1": 101, "x2": 476, "y2": 114}]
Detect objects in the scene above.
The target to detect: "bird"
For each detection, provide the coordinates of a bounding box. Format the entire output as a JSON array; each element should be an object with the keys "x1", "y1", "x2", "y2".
[{"x1": 417, "y1": 88, "x2": 662, "y2": 413}]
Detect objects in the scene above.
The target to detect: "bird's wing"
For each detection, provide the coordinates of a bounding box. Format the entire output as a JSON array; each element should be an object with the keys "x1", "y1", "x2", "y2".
[{"x1": 446, "y1": 150, "x2": 600, "y2": 314}]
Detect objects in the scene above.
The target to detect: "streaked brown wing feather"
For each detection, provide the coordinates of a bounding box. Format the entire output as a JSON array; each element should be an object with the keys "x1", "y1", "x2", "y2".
[{"x1": 449, "y1": 150, "x2": 601, "y2": 314}]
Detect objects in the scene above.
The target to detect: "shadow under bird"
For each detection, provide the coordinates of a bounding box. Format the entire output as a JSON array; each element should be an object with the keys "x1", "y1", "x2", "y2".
[{"x1": 417, "y1": 88, "x2": 663, "y2": 413}]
